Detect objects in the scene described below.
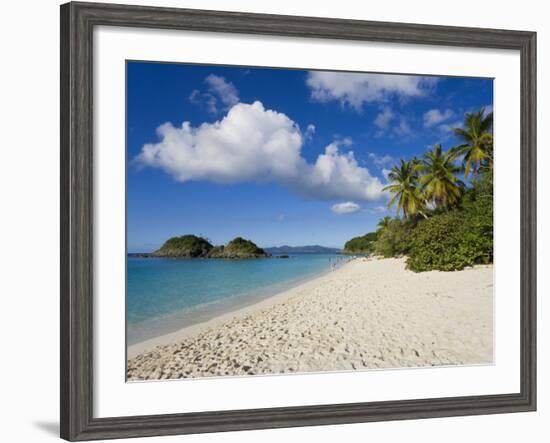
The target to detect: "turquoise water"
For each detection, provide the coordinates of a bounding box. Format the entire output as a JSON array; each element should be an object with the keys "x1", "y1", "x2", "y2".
[{"x1": 127, "y1": 254, "x2": 343, "y2": 327}]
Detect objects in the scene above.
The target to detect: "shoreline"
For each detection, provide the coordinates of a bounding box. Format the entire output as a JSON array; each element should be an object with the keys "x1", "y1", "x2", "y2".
[
  {"x1": 128, "y1": 257, "x2": 493, "y2": 380},
  {"x1": 127, "y1": 258, "x2": 355, "y2": 358}
]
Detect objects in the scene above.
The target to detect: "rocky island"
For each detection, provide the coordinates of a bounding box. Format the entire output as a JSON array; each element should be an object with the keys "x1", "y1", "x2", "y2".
[
  {"x1": 152, "y1": 235, "x2": 214, "y2": 258},
  {"x1": 148, "y1": 235, "x2": 269, "y2": 259},
  {"x1": 207, "y1": 237, "x2": 268, "y2": 259}
]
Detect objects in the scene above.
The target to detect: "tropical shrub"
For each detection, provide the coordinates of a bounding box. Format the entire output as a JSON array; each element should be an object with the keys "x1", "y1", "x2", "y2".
[
  {"x1": 374, "y1": 219, "x2": 413, "y2": 258},
  {"x1": 406, "y1": 212, "x2": 469, "y2": 271},
  {"x1": 343, "y1": 232, "x2": 378, "y2": 254},
  {"x1": 406, "y1": 178, "x2": 493, "y2": 272}
]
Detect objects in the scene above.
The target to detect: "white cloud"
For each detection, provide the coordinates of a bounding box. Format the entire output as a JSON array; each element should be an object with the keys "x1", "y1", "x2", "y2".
[
  {"x1": 423, "y1": 109, "x2": 454, "y2": 127},
  {"x1": 205, "y1": 74, "x2": 239, "y2": 109},
  {"x1": 306, "y1": 72, "x2": 437, "y2": 110},
  {"x1": 304, "y1": 124, "x2": 316, "y2": 142},
  {"x1": 368, "y1": 206, "x2": 387, "y2": 214},
  {"x1": 484, "y1": 104, "x2": 493, "y2": 115},
  {"x1": 374, "y1": 110, "x2": 414, "y2": 139},
  {"x1": 439, "y1": 120, "x2": 463, "y2": 134},
  {"x1": 325, "y1": 137, "x2": 352, "y2": 153},
  {"x1": 368, "y1": 152, "x2": 394, "y2": 168},
  {"x1": 135, "y1": 101, "x2": 386, "y2": 202},
  {"x1": 189, "y1": 75, "x2": 239, "y2": 113},
  {"x1": 381, "y1": 168, "x2": 392, "y2": 180},
  {"x1": 374, "y1": 107, "x2": 394, "y2": 129},
  {"x1": 189, "y1": 89, "x2": 217, "y2": 113},
  {"x1": 331, "y1": 202, "x2": 361, "y2": 214},
  {"x1": 394, "y1": 117, "x2": 413, "y2": 137}
]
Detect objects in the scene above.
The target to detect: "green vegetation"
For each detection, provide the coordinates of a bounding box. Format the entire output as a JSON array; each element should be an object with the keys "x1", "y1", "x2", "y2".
[
  {"x1": 383, "y1": 159, "x2": 426, "y2": 219},
  {"x1": 450, "y1": 108, "x2": 493, "y2": 178},
  {"x1": 345, "y1": 107, "x2": 493, "y2": 272},
  {"x1": 153, "y1": 235, "x2": 268, "y2": 259},
  {"x1": 209, "y1": 237, "x2": 268, "y2": 258},
  {"x1": 343, "y1": 232, "x2": 378, "y2": 255},
  {"x1": 154, "y1": 235, "x2": 213, "y2": 258},
  {"x1": 374, "y1": 218, "x2": 414, "y2": 258},
  {"x1": 419, "y1": 144, "x2": 463, "y2": 210},
  {"x1": 227, "y1": 237, "x2": 267, "y2": 257},
  {"x1": 406, "y1": 184, "x2": 493, "y2": 271},
  {"x1": 208, "y1": 246, "x2": 225, "y2": 257},
  {"x1": 377, "y1": 216, "x2": 392, "y2": 231}
]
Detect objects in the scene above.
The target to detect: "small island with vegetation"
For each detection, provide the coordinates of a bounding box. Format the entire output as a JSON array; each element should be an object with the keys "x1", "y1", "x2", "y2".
[
  {"x1": 208, "y1": 237, "x2": 268, "y2": 259},
  {"x1": 152, "y1": 235, "x2": 214, "y2": 258},
  {"x1": 130, "y1": 239, "x2": 343, "y2": 260},
  {"x1": 136, "y1": 235, "x2": 269, "y2": 259}
]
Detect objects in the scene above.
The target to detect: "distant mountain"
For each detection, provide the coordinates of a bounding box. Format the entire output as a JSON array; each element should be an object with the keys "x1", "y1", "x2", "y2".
[{"x1": 264, "y1": 245, "x2": 341, "y2": 254}]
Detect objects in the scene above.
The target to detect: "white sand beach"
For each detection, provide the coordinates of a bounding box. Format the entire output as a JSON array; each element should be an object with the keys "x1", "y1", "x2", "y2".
[{"x1": 127, "y1": 257, "x2": 493, "y2": 380}]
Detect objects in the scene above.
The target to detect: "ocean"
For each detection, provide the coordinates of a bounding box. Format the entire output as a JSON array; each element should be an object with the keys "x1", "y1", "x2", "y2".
[{"x1": 127, "y1": 253, "x2": 344, "y2": 344}]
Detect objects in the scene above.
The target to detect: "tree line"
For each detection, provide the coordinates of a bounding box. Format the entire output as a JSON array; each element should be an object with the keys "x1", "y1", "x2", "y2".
[{"x1": 344, "y1": 107, "x2": 494, "y2": 272}]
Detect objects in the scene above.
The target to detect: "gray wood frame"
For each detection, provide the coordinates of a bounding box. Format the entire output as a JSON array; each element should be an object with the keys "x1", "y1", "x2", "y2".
[{"x1": 60, "y1": 1, "x2": 537, "y2": 441}]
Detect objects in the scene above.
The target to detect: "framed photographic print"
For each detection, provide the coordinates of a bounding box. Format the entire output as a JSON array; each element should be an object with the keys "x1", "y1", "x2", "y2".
[{"x1": 60, "y1": 1, "x2": 536, "y2": 441}]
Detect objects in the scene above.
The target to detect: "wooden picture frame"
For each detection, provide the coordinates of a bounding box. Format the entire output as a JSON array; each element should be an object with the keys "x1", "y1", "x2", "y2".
[{"x1": 60, "y1": 1, "x2": 536, "y2": 440}]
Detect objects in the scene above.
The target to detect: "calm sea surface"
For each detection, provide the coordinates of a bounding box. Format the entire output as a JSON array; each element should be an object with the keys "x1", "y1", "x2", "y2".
[{"x1": 127, "y1": 254, "x2": 343, "y2": 336}]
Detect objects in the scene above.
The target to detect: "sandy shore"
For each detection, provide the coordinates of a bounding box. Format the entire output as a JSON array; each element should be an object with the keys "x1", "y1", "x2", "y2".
[{"x1": 127, "y1": 257, "x2": 493, "y2": 380}]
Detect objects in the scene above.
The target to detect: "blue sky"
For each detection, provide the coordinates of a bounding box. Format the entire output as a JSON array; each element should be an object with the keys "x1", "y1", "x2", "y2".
[{"x1": 127, "y1": 61, "x2": 493, "y2": 251}]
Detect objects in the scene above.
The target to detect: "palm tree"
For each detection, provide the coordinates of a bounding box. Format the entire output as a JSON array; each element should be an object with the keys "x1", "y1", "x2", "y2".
[
  {"x1": 419, "y1": 144, "x2": 463, "y2": 211},
  {"x1": 377, "y1": 216, "x2": 392, "y2": 232},
  {"x1": 450, "y1": 107, "x2": 493, "y2": 178},
  {"x1": 383, "y1": 159, "x2": 426, "y2": 219}
]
